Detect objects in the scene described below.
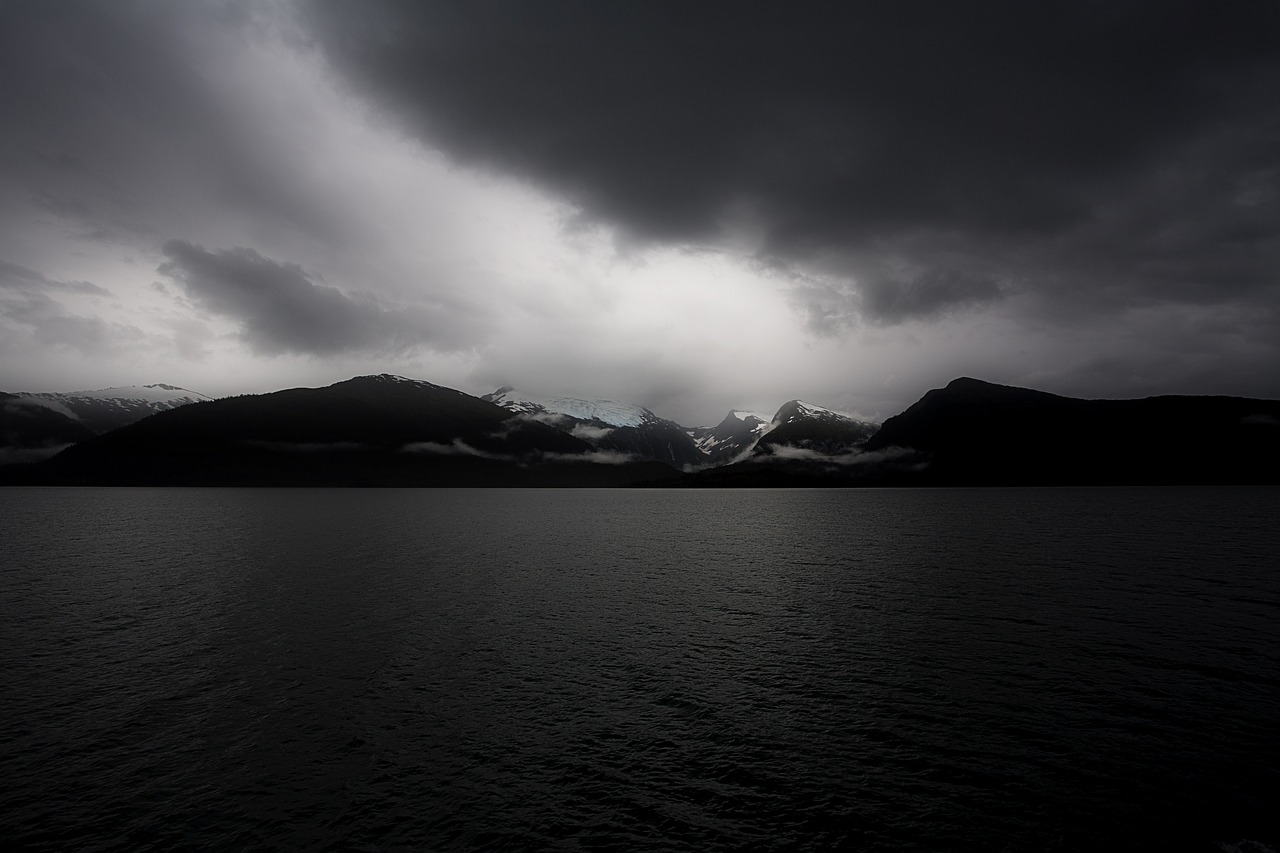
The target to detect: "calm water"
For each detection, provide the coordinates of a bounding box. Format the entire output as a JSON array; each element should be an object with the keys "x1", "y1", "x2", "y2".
[{"x1": 1, "y1": 487, "x2": 1277, "y2": 851}]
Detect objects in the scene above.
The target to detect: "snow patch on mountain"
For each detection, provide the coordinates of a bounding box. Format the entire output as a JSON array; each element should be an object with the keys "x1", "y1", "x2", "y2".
[
  {"x1": 13, "y1": 383, "x2": 213, "y2": 434},
  {"x1": 770, "y1": 399, "x2": 879, "y2": 431},
  {"x1": 793, "y1": 401, "x2": 837, "y2": 418},
  {"x1": 483, "y1": 387, "x2": 657, "y2": 427},
  {"x1": 355, "y1": 373, "x2": 442, "y2": 391},
  {"x1": 776, "y1": 400, "x2": 848, "y2": 422},
  {"x1": 57, "y1": 384, "x2": 211, "y2": 405},
  {"x1": 685, "y1": 408, "x2": 777, "y2": 462},
  {"x1": 729, "y1": 410, "x2": 773, "y2": 428}
]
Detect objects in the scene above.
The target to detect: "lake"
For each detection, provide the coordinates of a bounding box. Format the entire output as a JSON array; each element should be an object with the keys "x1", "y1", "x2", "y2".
[{"x1": 1, "y1": 487, "x2": 1277, "y2": 851}]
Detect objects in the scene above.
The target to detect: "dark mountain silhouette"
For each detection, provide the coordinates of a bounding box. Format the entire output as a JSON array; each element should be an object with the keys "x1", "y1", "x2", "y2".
[
  {"x1": 0, "y1": 393, "x2": 98, "y2": 464},
  {"x1": 596, "y1": 419, "x2": 704, "y2": 468},
  {"x1": 669, "y1": 378, "x2": 1280, "y2": 487},
  {"x1": 9, "y1": 375, "x2": 675, "y2": 486},
  {"x1": 865, "y1": 377, "x2": 1280, "y2": 485}
]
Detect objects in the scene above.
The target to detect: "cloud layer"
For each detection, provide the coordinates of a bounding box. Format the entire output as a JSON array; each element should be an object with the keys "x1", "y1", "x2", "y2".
[
  {"x1": 159, "y1": 240, "x2": 450, "y2": 356},
  {"x1": 1, "y1": 1, "x2": 1278, "y2": 421},
  {"x1": 308, "y1": 0, "x2": 1280, "y2": 323}
]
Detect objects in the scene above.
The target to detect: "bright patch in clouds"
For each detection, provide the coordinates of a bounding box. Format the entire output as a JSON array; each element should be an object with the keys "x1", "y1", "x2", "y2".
[{"x1": 0, "y1": 4, "x2": 895, "y2": 423}]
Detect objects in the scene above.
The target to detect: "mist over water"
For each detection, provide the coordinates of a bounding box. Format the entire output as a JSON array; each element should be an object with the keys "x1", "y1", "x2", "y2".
[{"x1": 2, "y1": 487, "x2": 1277, "y2": 850}]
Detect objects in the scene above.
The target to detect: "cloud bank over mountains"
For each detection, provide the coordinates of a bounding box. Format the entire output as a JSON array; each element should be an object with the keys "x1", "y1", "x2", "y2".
[{"x1": 2, "y1": 1, "x2": 1278, "y2": 423}]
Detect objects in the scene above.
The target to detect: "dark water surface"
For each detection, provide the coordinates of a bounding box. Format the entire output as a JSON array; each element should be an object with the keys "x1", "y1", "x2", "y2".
[{"x1": 1, "y1": 487, "x2": 1277, "y2": 851}]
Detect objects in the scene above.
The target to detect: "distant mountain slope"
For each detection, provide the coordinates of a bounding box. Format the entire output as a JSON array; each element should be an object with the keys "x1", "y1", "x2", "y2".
[
  {"x1": 15, "y1": 384, "x2": 211, "y2": 433},
  {"x1": 0, "y1": 392, "x2": 97, "y2": 464},
  {"x1": 12, "y1": 373, "x2": 1275, "y2": 487},
  {"x1": 665, "y1": 399, "x2": 893, "y2": 486},
  {"x1": 687, "y1": 410, "x2": 773, "y2": 464},
  {"x1": 15, "y1": 375, "x2": 674, "y2": 486},
  {"x1": 672, "y1": 378, "x2": 1280, "y2": 487},
  {"x1": 482, "y1": 387, "x2": 704, "y2": 468},
  {"x1": 752, "y1": 400, "x2": 879, "y2": 459},
  {"x1": 865, "y1": 377, "x2": 1280, "y2": 485},
  {"x1": 481, "y1": 388, "x2": 654, "y2": 427}
]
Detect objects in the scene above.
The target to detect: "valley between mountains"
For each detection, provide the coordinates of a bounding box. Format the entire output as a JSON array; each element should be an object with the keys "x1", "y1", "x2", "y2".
[{"x1": 3, "y1": 374, "x2": 1278, "y2": 486}]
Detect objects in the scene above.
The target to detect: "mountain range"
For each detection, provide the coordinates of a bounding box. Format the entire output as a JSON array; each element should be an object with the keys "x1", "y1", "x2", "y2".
[
  {"x1": 3, "y1": 374, "x2": 1278, "y2": 486},
  {"x1": 686, "y1": 409, "x2": 774, "y2": 464},
  {"x1": 1, "y1": 384, "x2": 207, "y2": 465},
  {"x1": 13, "y1": 384, "x2": 211, "y2": 433},
  {"x1": 481, "y1": 387, "x2": 705, "y2": 468}
]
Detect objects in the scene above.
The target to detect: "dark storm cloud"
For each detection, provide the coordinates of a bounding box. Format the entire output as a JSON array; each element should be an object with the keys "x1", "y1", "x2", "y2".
[
  {"x1": 861, "y1": 270, "x2": 1003, "y2": 325},
  {"x1": 158, "y1": 240, "x2": 457, "y2": 357},
  {"x1": 0, "y1": 0, "x2": 348, "y2": 249},
  {"x1": 3, "y1": 0, "x2": 1279, "y2": 410},
  {"x1": 306, "y1": 0, "x2": 1280, "y2": 325},
  {"x1": 789, "y1": 264, "x2": 1004, "y2": 334}
]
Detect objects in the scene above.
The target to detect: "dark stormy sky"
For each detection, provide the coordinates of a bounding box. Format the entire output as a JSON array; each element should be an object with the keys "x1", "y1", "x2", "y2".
[{"x1": 2, "y1": 1, "x2": 1279, "y2": 424}]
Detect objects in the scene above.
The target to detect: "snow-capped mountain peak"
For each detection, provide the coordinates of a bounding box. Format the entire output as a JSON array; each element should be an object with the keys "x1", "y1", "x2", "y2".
[
  {"x1": 748, "y1": 399, "x2": 881, "y2": 460},
  {"x1": 481, "y1": 387, "x2": 706, "y2": 467},
  {"x1": 728, "y1": 409, "x2": 773, "y2": 427},
  {"x1": 482, "y1": 387, "x2": 657, "y2": 427},
  {"x1": 61, "y1": 384, "x2": 211, "y2": 405},
  {"x1": 772, "y1": 399, "x2": 868, "y2": 426},
  {"x1": 14, "y1": 383, "x2": 212, "y2": 434},
  {"x1": 343, "y1": 374, "x2": 447, "y2": 393},
  {"x1": 686, "y1": 408, "x2": 776, "y2": 461}
]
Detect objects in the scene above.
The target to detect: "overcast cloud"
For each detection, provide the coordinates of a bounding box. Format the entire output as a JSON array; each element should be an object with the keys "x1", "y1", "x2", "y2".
[
  {"x1": 158, "y1": 240, "x2": 473, "y2": 356},
  {"x1": 1, "y1": 1, "x2": 1278, "y2": 423}
]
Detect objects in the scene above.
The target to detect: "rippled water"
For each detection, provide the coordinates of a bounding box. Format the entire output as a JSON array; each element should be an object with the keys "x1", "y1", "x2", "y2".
[{"x1": 1, "y1": 487, "x2": 1277, "y2": 851}]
